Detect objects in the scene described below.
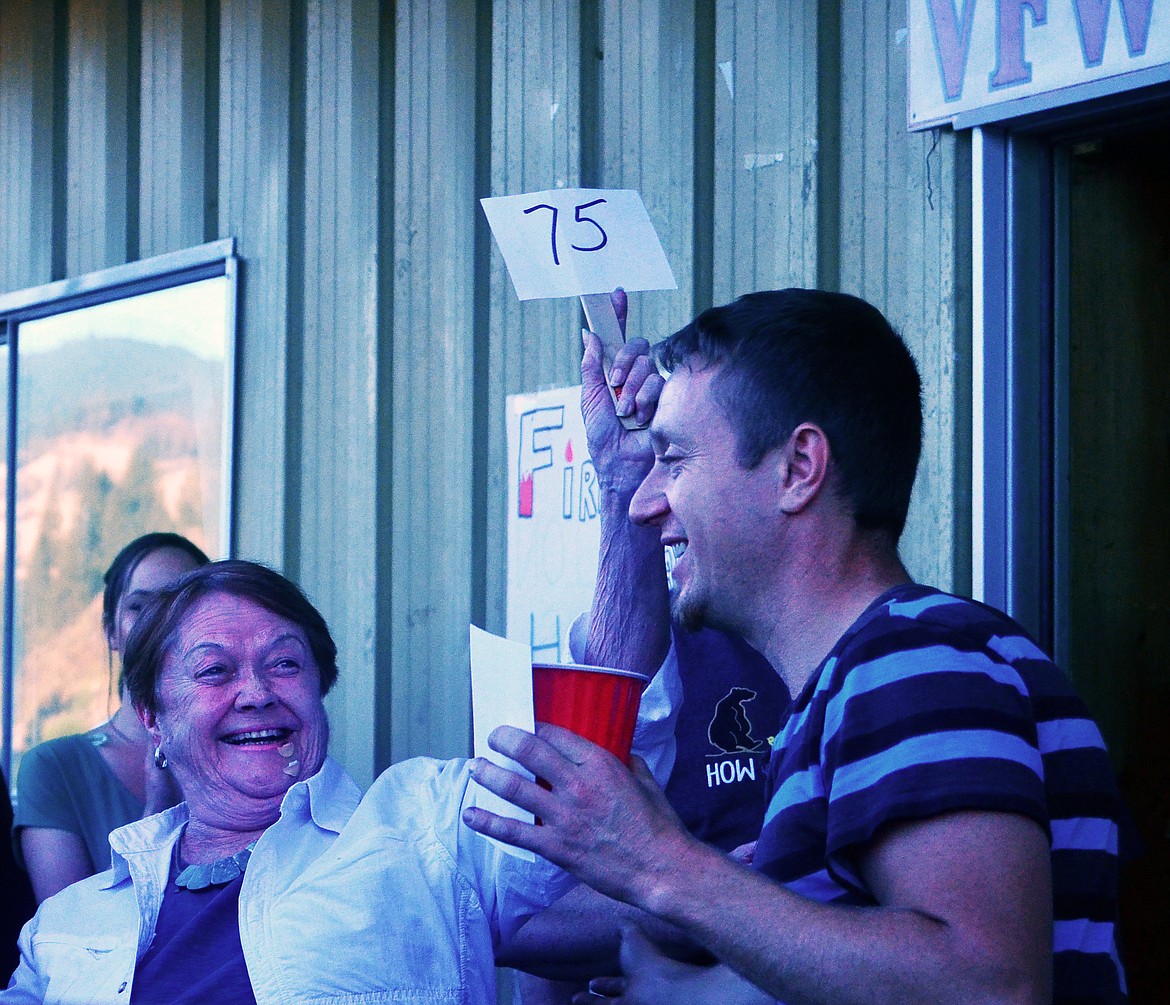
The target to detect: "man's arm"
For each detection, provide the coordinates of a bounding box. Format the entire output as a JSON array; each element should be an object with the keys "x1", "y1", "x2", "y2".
[
  {"x1": 497, "y1": 293, "x2": 674, "y2": 983},
  {"x1": 495, "y1": 882, "x2": 697, "y2": 980},
  {"x1": 467, "y1": 726, "x2": 1053, "y2": 1005}
]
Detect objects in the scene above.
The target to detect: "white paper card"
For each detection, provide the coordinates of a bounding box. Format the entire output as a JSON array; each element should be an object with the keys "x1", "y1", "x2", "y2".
[
  {"x1": 469, "y1": 625, "x2": 536, "y2": 861},
  {"x1": 481, "y1": 188, "x2": 676, "y2": 301}
]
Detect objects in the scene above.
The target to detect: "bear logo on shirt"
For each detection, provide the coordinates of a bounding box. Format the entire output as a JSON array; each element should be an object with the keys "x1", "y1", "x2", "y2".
[{"x1": 708, "y1": 687, "x2": 767, "y2": 753}]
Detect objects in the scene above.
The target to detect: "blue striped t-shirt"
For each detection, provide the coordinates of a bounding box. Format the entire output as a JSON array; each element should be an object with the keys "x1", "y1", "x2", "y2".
[{"x1": 753, "y1": 583, "x2": 1126, "y2": 1003}]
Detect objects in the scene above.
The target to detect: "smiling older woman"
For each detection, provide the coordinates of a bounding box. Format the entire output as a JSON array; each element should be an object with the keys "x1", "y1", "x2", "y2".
[{"x1": 4, "y1": 560, "x2": 569, "y2": 1004}]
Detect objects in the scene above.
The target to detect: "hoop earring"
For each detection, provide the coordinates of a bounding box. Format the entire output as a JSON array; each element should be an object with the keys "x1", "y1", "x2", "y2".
[{"x1": 154, "y1": 747, "x2": 168, "y2": 770}]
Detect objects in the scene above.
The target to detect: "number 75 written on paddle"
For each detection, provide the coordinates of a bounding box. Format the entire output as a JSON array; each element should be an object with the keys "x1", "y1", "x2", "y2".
[{"x1": 481, "y1": 188, "x2": 676, "y2": 302}]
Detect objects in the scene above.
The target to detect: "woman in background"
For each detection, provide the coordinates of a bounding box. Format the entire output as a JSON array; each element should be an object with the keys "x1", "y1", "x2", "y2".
[{"x1": 12, "y1": 532, "x2": 210, "y2": 902}]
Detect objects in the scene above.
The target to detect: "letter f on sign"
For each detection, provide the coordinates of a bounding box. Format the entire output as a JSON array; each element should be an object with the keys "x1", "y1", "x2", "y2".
[
  {"x1": 518, "y1": 406, "x2": 565, "y2": 518},
  {"x1": 990, "y1": 0, "x2": 1048, "y2": 89}
]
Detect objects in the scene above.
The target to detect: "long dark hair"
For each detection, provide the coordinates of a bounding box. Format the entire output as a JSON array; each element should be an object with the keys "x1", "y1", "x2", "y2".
[
  {"x1": 102, "y1": 532, "x2": 212, "y2": 640},
  {"x1": 102, "y1": 532, "x2": 211, "y2": 703}
]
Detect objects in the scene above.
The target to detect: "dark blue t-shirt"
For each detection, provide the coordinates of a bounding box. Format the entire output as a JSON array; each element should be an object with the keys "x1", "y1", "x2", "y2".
[
  {"x1": 663, "y1": 626, "x2": 789, "y2": 852},
  {"x1": 132, "y1": 854, "x2": 256, "y2": 1005}
]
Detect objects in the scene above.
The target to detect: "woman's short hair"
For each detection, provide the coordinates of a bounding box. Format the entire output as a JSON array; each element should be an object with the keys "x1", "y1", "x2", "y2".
[
  {"x1": 102, "y1": 532, "x2": 211, "y2": 639},
  {"x1": 123, "y1": 559, "x2": 339, "y2": 714},
  {"x1": 657, "y1": 289, "x2": 923, "y2": 542}
]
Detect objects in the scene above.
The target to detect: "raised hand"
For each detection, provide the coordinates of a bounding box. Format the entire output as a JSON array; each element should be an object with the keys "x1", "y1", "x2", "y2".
[{"x1": 582, "y1": 289, "x2": 665, "y2": 497}]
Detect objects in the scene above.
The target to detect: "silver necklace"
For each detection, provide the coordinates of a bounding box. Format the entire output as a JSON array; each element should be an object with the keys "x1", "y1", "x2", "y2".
[{"x1": 174, "y1": 843, "x2": 256, "y2": 891}]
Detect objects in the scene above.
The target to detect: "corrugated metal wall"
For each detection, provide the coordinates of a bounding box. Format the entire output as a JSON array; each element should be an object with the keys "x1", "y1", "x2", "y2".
[{"x1": 0, "y1": 0, "x2": 971, "y2": 788}]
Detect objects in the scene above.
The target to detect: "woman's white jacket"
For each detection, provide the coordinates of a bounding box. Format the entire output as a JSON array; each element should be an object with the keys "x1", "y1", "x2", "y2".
[{"x1": 5, "y1": 756, "x2": 570, "y2": 1004}]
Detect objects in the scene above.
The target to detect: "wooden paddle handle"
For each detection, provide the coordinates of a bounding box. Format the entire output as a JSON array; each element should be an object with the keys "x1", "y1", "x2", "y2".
[{"x1": 580, "y1": 293, "x2": 647, "y2": 431}]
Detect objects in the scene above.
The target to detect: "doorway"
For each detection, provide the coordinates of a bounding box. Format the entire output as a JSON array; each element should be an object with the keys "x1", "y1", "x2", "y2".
[{"x1": 1063, "y1": 122, "x2": 1170, "y2": 999}]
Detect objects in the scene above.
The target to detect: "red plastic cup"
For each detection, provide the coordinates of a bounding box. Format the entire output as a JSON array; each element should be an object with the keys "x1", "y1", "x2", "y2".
[{"x1": 532, "y1": 662, "x2": 649, "y2": 766}]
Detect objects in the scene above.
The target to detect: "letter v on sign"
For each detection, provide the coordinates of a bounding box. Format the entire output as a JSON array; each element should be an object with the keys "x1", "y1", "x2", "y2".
[{"x1": 926, "y1": 0, "x2": 977, "y2": 101}]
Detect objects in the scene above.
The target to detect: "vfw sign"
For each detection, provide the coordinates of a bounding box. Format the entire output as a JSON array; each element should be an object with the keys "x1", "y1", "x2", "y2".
[{"x1": 909, "y1": 0, "x2": 1170, "y2": 129}]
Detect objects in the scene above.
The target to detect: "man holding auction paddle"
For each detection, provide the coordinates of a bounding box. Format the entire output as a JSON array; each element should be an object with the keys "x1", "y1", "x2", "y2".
[{"x1": 466, "y1": 265, "x2": 1127, "y2": 1003}]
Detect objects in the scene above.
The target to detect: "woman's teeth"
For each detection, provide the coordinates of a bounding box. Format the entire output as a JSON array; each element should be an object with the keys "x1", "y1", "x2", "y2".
[{"x1": 226, "y1": 729, "x2": 288, "y2": 745}]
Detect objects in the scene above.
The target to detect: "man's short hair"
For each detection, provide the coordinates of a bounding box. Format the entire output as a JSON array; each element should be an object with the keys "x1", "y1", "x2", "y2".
[{"x1": 657, "y1": 289, "x2": 923, "y2": 541}]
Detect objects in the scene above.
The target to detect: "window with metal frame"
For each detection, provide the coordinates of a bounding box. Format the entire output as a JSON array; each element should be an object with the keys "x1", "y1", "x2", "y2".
[{"x1": 0, "y1": 239, "x2": 237, "y2": 784}]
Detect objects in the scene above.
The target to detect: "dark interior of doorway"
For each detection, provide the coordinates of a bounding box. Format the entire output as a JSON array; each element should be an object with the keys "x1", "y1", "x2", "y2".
[{"x1": 1066, "y1": 119, "x2": 1170, "y2": 1001}]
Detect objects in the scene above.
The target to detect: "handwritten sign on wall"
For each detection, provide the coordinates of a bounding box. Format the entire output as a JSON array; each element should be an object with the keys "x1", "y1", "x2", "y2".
[
  {"x1": 482, "y1": 188, "x2": 676, "y2": 301},
  {"x1": 506, "y1": 384, "x2": 600, "y2": 662}
]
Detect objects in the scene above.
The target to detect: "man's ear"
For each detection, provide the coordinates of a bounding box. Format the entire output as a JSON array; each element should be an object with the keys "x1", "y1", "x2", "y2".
[{"x1": 777, "y1": 422, "x2": 831, "y2": 514}]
